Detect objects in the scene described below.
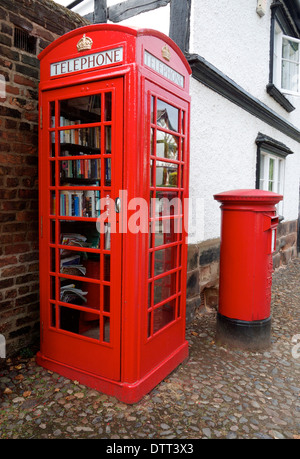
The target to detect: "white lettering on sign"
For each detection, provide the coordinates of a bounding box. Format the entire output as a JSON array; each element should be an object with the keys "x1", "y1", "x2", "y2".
[
  {"x1": 144, "y1": 50, "x2": 184, "y2": 88},
  {"x1": 50, "y1": 47, "x2": 123, "y2": 77}
]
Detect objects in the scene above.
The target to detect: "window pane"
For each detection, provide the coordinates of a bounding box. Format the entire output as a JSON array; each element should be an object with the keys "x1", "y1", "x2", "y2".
[
  {"x1": 156, "y1": 130, "x2": 179, "y2": 160},
  {"x1": 59, "y1": 306, "x2": 100, "y2": 340},
  {"x1": 156, "y1": 161, "x2": 178, "y2": 187},
  {"x1": 153, "y1": 299, "x2": 176, "y2": 334},
  {"x1": 60, "y1": 95, "x2": 101, "y2": 125},
  {"x1": 282, "y1": 61, "x2": 299, "y2": 92},
  {"x1": 59, "y1": 189, "x2": 100, "y2": 218},
  {"x1": 157, "y1": 99, "x2": 179, "y2": 132},
  {"x1": 60, "y1": 158, "x2": 100, "y2": 183},
  {"x1": 259, "y1": 155, "x2": 265, "y2": 190},
  {"x1": 154, "y1": 218, "x2": 178, "y2": 247},
  {"x1": 105, "y1": 92, "x2": 112, "y2": 121},
  {"x1": 154, "y1": 190, "x2": 181, "y2": 217},
  {"x1": 59, "y1": 126, "x2": 100, "y2": 150},
  {"x1": 154, "y1": 273, "x2": 177, "y2": 305},
  {"x1": 269, "y1": 158, "x2": 274, "y2": 181},
  {"x1": 282, "y1": 38, "x2": 299, "y2": 61},
  {"x1": 154, "y1": 246, "x2": 178, "y2": 276}
]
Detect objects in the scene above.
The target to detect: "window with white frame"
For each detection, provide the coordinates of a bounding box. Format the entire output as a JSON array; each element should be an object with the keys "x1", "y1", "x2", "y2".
[
  {"x1": 259, "y1": 151, "x2": 284, "y2": 193},
  {"x1": 259, "y1": 151, "x2": 284, "y2": 215},
  {"x1": 273, "y1": 20, "x2": 300, "y2": 95},
  {"x1": 256, "y1": 133, "x2": 293, "y2": 217}
]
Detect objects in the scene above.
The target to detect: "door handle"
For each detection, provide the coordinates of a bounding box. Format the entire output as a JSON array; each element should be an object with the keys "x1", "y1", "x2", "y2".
[{"x1": 115, "y1": 197, "x2": 121, "y2": 213}]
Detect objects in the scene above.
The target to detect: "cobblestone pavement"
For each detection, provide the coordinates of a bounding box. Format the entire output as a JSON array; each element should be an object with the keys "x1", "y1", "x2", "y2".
[{"x1": 0, "y1": 259, "x2": 300, "y2": 440}]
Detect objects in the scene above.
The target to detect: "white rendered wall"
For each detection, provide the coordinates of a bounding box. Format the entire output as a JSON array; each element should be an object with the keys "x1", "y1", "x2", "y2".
[
  {"x1": 190, "y1": 0, "x2": 300, "y2": 131},
  {"x1": 188, "y1": 78, "x2": 300, "y2": 244}
]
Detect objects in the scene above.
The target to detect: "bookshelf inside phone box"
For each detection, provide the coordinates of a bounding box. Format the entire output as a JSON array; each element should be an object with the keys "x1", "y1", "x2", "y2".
[{"x1": 37, "y1": 24, "x2": 191, "y2": 403}]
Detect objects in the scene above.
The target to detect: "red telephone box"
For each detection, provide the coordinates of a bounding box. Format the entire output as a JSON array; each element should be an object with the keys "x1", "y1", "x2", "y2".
[
  {"x1": 214, "y1": 189, "x2": 283, "y2": 350},
  {"x1": 36, "y1": 24, "x2": 191, "y2": 403}
]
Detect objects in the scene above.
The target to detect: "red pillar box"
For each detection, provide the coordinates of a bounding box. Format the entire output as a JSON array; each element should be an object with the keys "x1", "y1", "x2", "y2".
[{"x1": 213, "y1": 190, "x2": 283, "y2": 350}]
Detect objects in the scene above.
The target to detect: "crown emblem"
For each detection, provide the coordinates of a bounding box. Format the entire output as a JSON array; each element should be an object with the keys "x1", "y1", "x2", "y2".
[
  {"x1": 77, "y1": 34, "x2": 93, "y2": 52},
  {"x1": 162, "y1": 44, "x2": 171, "y2": 61}
]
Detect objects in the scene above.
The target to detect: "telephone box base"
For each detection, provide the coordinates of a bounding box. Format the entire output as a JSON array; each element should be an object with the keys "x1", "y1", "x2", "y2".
[
  {"x1": 36, "y1": 342, "x2": 188, "y2": 404},
  {"x1": 215, "y1": 313, "x2": 271, "y2": 351}
]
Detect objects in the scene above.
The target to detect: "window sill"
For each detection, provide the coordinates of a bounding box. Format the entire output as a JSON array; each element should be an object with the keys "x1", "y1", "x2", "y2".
[{"x1": 266, "y1": 83, "x2": 295, "y2": 113}]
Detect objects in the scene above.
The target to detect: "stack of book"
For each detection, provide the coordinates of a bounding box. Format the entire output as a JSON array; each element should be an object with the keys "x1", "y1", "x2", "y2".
[
  {"x1": 60, "y1": 189, "x2": 100, "y2": 218},
  {"x1": 60, "y1": 253, "x2": 86, "y2": 277},
  {"x1": 61, "y1": 158, "x2": 100, "y2": 180}
]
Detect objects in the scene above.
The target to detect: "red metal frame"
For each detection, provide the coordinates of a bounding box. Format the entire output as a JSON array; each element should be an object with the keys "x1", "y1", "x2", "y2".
[{"x1": 37, "y1": 24, "x2": 191, "y2": 403}]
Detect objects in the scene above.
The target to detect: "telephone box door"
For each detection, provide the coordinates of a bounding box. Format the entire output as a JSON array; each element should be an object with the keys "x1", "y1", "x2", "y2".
[{"x1": 39, "y1": 78, "x2": 123, "y2": 381}]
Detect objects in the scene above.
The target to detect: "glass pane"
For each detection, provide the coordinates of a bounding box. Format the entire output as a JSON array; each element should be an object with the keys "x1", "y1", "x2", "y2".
[
  {"x1": 148, "y1": 282, "x2": 153, "y2": 307},
  {"x1": 104, "y1": 223, "x2": 111, "y2": 250},
  {"x1": 51, "y1": 303, "x2": 56, "y2": 327},
  {"x1": 60, "y1": 221, "x2": 100, "y2": 249},
  {"x1": 282, "y1": 38, "x2": 299, "y2": 61},
  {"x1": 153, "y1": 299, "x2": 176, "y2": 334},
  {"x1": 156, "y1": 161, "x2": 178, "y2": 187},
  {"x1": 60, "y1": 277, "x2": 100, "y2": 310},
  {"x1": 105, "y1": 92, "x2": 112, "y2": 121},
  {"x1": 50, "y1": 248, "x2": 56, "y2": 273},
  {"x1": 50, "y1": 276, "x2": 56, "y2": 300},
  {"x1": 154, "y1": 190, "x2": 181, "y2": 217},
  {"x1": 154, "y1": 246, "x2": 178, "y2": 276},
  {"x1": 50, "y1": 161, "x2": 55, "y2": 186},
  {"x1": 59, "y1": 126, "x2": 100, "y2": 150},
  {"x1": 150, "y1": 159, "x2": 154, "y2": 187},
  {"x1": 103, "y1": 316, "x2": 110, "y2": 342},
  {"x1": 105, "y1": 126, "x2": 111, "y2": 154},
  {"x1": 151, "y1": 128, "x2": 154, "y2": 154},
  {"x1": 60, "y1": 250, "x2": 100, "y2": 280},
  {"x1": 147, "y1": 311, "x2": 152, "y2": 338},
  {"x1": 105, "y1": 158, "x2": 111, "y2": 186},
  {"x1": 60, "y1": 158, "x2": 101, "y2": 184},
  {"x1": 156, "y1": 130, "x2": 179, "y2": 160},
  {"x1": 282, "y1": 61, "x2": 299, "y2": 92},
  {"x1": 50, "y1": 191, "x2": 56, "y2": 215},
  {"x1": 151, "y1": 96, "x2": 155, "y2": 124},
  {"x1": 157, "y1": 99, "x2": 179, "y2": 132},
  {"x1": 103, "y1": 285, "x2": 110, "y2": 312},
  {"x1": 104, "y1": 254, "x2": 110, "y2": 281},
  {"x1": 154, "y1": 273, "x2": 177, "y2": 305},
  {"x1": 59, "y1": 189, "x2": 100, "y2": 218},
  {"x1": 59, "y1": 95, "x2": 101, "y2": 125},
  {"x1": 269, "y1": 158, "x2": 274, "y2": 181},
  {"x1": 50, "y1": 101, "x2": 55, "y2": 147},
  {"x1": 50, "y1": 220, "x2": 56, "y2": 244},
  {"x1": 154, "y1": 218, "x2": 179, "y2": 247},
  {"x1": 59, "y1": 306, "x2": 100, "y2": 340}
]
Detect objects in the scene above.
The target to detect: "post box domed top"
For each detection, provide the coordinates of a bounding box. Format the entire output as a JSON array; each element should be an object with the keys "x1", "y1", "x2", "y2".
[
  {"x1": 214, "y1": 189, "x2": 283, "y2": 207},
  {"x1": 38, "y1": 23, "x2": 191, "y2": 91}
]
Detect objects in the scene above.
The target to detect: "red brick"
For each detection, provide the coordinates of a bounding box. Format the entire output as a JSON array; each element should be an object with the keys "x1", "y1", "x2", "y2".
[
  {"x1": 1, "y1": 264, "x2": 26, "y2": 277},
  {"x1": 5, "y1": 243, "x2": 30, "y2": 255},
  {"x1": 13, "y1": 74, "x2": 36, "y2": 88},
  {"x1": 6, "y1": 84, "x2": 19, "y2": 95},
  {"x1": 0, "y1": 255, "x2": 17, "y2": 267},
  {"x1": 5, "y1": 289, "x2": 17, "y2": 299}
]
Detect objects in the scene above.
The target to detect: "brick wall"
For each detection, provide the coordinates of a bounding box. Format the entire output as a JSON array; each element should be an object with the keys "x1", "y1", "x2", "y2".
[{"x1": 0, "y1": 0, "x2": 89, "y2": 356}]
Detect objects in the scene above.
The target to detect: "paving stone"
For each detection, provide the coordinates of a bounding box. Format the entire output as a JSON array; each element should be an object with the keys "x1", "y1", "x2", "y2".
[{"x1": 0, "y1": 259, "x2": 299, "y2": 439}]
